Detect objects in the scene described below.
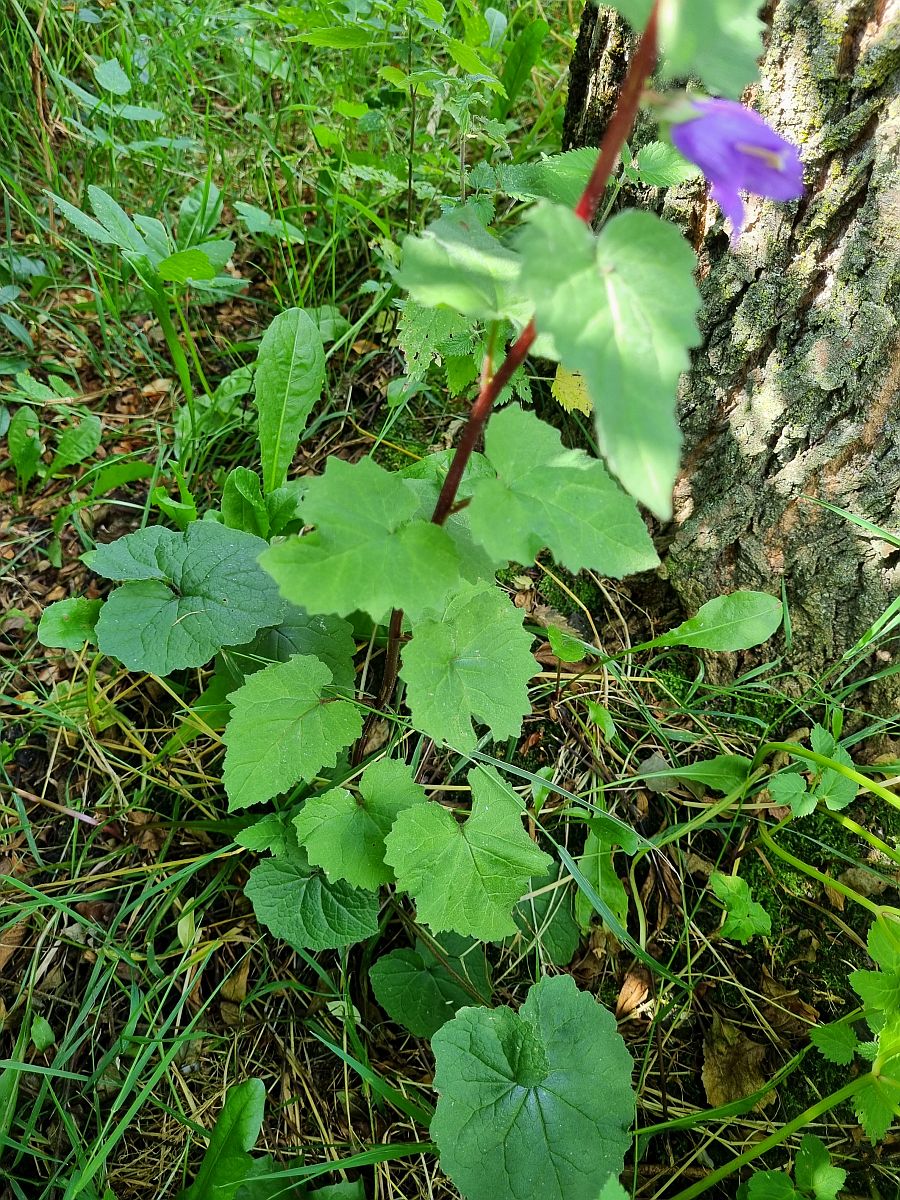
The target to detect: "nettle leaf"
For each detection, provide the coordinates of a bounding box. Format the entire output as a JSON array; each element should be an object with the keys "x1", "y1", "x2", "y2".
[
  {"x1": 245, "y1": 843, "x2": 379, "y2": 952},
  {"x1": 625, "y1": 140, "x2": 699, "y2": 187},
  {"x1": 794, "y1": 1133, "x2": 847, "y2": 1200},
  {"x1": 222, "y1": 606, "x2": 356, "y2": 696},
  {"x1": 517, "y1": 205, "x2": 700, "y2": 518},
  {"x1": 38, "y1": 598, "x2": 102, "y2": 649},
  {"x1": 491, "y1": 147, "x2": 601, "y2": 206},
  {"x1": 87, "y1": 523, "x2": 283, "y2": 676},
  {"x1": 611, "y1": 0, "x2": 765, "y2": 98},
  {"x1": 850, "y1": 969, "x2": 900, "y2": 1013},
  {"x1": 710, "y1": 872, "x2": 771, "y2": 943},
  {"x1": 294, "y1": 759, "x2": 428, "y2": 890},
  {"x1": 222, "y1": 654, "x2": 362, "y2": 811},
  {"x1": 261, "y1": 456, "x2": 461, "y2": 622},
  {"x1": 370, "y1": 933, "x2": 491, "y2": 1038},
  {"x1": 467, "y1": 405, "x2": 658, "y2": 575},
  {"x1": 399, "y1": 581, "x2": 537, "y2": 750},
  {"x1": 235, "y1": 812, "x2": 299, "y2": 857},
  {"x1": 653, "y1": 591, "x2": 783, "y2": 650},
  {"x1": 431, "y1": 974, "x2": 635, "y2": 1200},
  {"x1": 253, "y1": 308, "x2": 326, "y2": 493},
  {"x1": 397, "y1": 301, "x2": 474, "y2": 381},
  {"x1": 854, "y1": 1015, "x2": 900, "y2": 1142},
  {"x1": 398, "y1": 206, "x2": 531, "y2": 323},
  {"x1": 869, "y1": 915, "x2": 900, "y2": 974},
  {"x1": 384, "y1": 765, "x2": 552, "y2": 940},
  {"x1": 810, "y1": 1022, "x2": 859, "y2": 1066}
]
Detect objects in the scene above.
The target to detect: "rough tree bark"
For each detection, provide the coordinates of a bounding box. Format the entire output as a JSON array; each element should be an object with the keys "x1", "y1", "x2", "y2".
[{"x1": 564, "y1": 1, "x2": 900, "y2": 706}]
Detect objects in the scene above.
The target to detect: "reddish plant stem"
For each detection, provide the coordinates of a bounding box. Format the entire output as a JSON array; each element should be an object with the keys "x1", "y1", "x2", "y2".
[
  {"x1": 363, "y1": 3, "x2": 660, "y2": 736},
  {"x1": 429, "y1": 0, "x2": 659, "y2": 528}
]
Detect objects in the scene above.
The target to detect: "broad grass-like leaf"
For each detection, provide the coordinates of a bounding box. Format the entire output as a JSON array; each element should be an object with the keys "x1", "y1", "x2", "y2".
[
  {"x1": 399, "y1": 581, "x2": 537, "y2": 749},
  {"x1": 46, "y1": 191, "x2": 119, "y2": 246},
  {"x1": 38, "y1": 598, "x2": 102, "y2": 649},
  {"x1": 633, "y1": 753, "x2": 750, "y2": 793},
  {"x1": 86, "y1": 523, "x2": 283, "y2": 675},
  {"x1": 494, "y1": 17, "x2": 549, "y2": 119},
  {"x1": 245, "y1": 846, "x2": 379, "y2": 951},
  {"x1": 575, "y1": 829, "x2": 628, "y2": 934},
  {"x1": 468, "y1": 404, "x2": 658, "y2": 575},
  {"x1": 611, "y1": 0, "x2": 764, "y2": 97},
  {"x1": 508, "y1": 865, "x2": 580, "y2": 967},
  {"x1": 7, "y1": 405, "x2": 43, "y2": 486},
  {"x1": 431, "y1": 975, "x2": 635, "y2": 1200},
  {"x1": 652, "y1": 591, "x2": 783, "y2": 650},
  {"x1": 87, "y1": 186, "x2": 149, "y2": 255},
  {"x1": 253, "y1": 308, "x2": 325, "y2": 493},
  {"x1": 48, "y1": 413, "x2": 102, "y2": 474},
  {"x1": 221, "y1": 467, "x2": 269, "y2": 537},
  {"x1": 517, "y1": 205, "x2": 700, "y2": 517},
  {"x1": 294, "y1": 759, "x2": 428, "y2": 889},
  {"x1": 261, "y1": 456, "x2": 461, "y2": 621},
  {"x1": 223, "y1": 654, "x2": 362, "y2": 810},
  {"x1": 384, "y1": 766, "x2": 551, "y2": 940},
  {"x1": 177, "y1": 1078, "x2": 273, "y2": 1200}
]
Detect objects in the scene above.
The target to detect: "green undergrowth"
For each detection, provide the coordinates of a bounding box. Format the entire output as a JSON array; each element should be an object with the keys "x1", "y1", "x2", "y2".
[{"x1": 2, "y1": 1, "x2": 900, "y2": 1199}]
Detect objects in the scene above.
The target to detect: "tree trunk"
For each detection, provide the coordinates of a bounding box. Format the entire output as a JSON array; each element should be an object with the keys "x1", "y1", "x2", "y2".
[{"x1": 564, "y1": 2, "x2": 900, "y2": 707}]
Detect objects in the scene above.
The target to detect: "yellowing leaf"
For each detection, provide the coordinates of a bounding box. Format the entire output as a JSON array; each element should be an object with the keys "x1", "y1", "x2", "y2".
[{"x1": 551, "y1": 365, "x2": 592, "y2": 416}]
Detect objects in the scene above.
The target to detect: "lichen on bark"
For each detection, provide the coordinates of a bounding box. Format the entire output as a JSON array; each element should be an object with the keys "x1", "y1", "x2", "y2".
[{"x1": 565, "y1": 1, "x2": 900, "y2": 708}]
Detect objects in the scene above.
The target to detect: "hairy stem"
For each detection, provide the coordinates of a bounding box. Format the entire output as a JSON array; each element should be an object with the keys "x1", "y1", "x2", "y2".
[
  {"x1": 368, "y1": 1, "x2": 660, "y2": 730},
  {"x1": 430, "y1": 0, "x2": 660, "y2": 528}
]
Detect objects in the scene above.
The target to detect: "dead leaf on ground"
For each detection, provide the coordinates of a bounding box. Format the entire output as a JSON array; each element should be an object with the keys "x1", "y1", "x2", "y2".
[
  {"x1": 220, "y1": 953, "x2": 252, "y2": 1027},
  {"x1": 0, "y1": 920, "x2": 28, "y2": 974},
  {"x1": 127, "y1": 810, "x2": 166, "y2": 853},
  {"x1": 838, "y1": 865, "x2": 894, "y2": 898},
  {"x1": 760, "y1": 966, "x2": 818, "y2": 1039},
  {"x1": 702, "y1": 1013, "x2": 774, "y2": 1109},
  {"x1": 616, "y1": 965, "x2": 651, "y2": 1019}
]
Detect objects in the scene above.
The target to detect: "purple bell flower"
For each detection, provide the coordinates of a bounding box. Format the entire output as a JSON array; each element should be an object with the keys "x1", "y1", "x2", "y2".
[{"x1": 670, "y1": 97, "x2": 805, "y2": 243}]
